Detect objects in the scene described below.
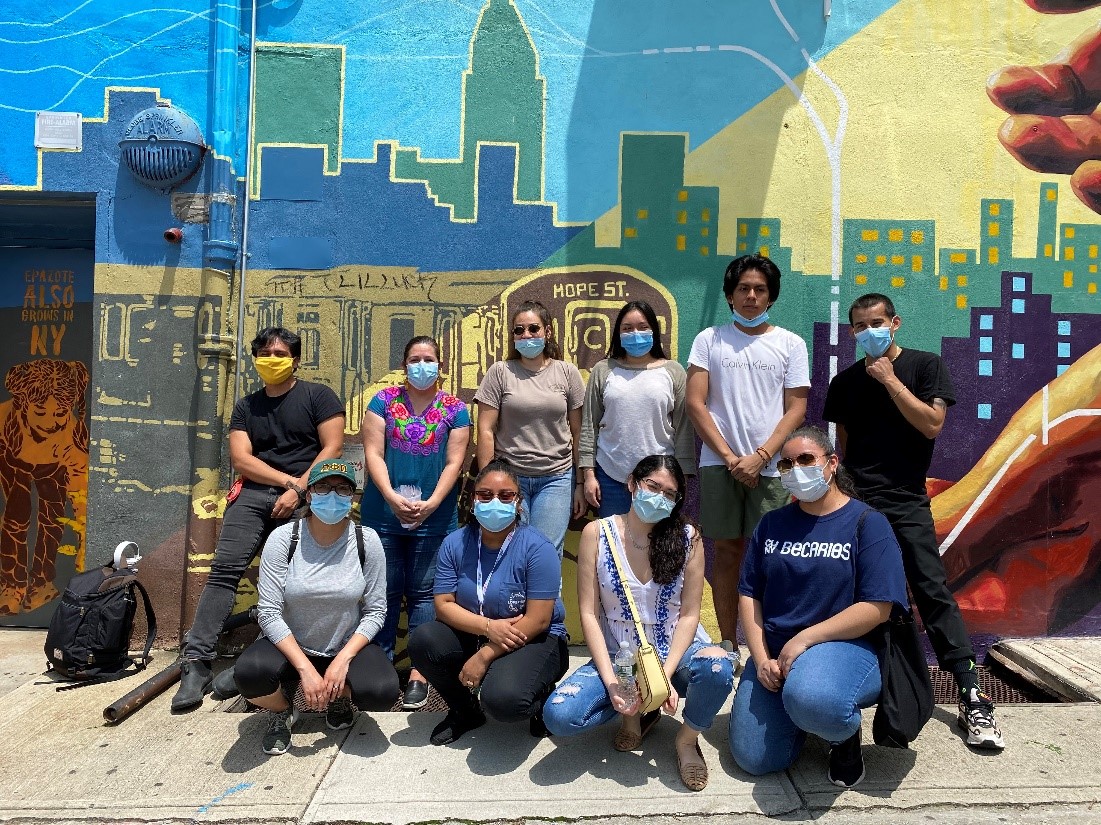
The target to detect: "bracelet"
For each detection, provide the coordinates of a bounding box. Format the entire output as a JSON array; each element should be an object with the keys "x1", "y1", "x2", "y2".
[
  {"x1": 285, "y1": 480, "x2": 305, "y2": 499},
  {"x1": 755, "y1": 446, "x2": 772, "y2": 462},
  {"x1": 485, "y1": 617, "x2": 491, "y2": 635},
  {"x1": 890, "y1": 387, "x2": 905, "y2": 401}
]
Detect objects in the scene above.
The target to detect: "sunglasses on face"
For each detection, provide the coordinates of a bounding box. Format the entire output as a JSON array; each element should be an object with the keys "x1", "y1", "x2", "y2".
[
  {"x1": 312, "y1": 481, "x2": 355, "y2": 496},
  {"x1": 512, "y1": 323, "x2": 542, "y2": 336},
  {"x1": 638, "y1": 477, "x2": 681, "y2": 503},
  {"x1": 473, "y1": 490, "x2": 518, "y2": 503},
  {"x1": 776, "y1": 452, "x2": 829, "y2": 474}
]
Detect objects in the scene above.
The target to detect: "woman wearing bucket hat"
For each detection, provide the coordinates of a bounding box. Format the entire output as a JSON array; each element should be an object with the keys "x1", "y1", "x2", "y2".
[{"x1": 233, "y1": 460, "x2": 399, "y2": 756}]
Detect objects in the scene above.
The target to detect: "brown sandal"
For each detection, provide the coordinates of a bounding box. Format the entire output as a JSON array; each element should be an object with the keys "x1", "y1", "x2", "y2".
[
  {"x1": 613, "y1": 709, "x2": 661, "y2": 752},
  {"x1": 677, "y1": 741, "x2": 708, "y2": 791}
]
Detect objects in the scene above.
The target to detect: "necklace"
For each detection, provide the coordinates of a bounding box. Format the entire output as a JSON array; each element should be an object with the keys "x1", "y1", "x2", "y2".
[{"x1": 623, "y1": 517, "x2": 649, "y2": 550}]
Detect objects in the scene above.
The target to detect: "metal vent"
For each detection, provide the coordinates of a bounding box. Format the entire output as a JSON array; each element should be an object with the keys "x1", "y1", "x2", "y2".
[{"x1": 118, "y1": 103, "x2": 205, "y2": 190}]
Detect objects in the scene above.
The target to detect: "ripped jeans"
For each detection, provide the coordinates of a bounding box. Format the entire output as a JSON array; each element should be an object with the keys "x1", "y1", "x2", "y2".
[{"x1": 542, "y1": 639, "x2": 733, "y2": 735}]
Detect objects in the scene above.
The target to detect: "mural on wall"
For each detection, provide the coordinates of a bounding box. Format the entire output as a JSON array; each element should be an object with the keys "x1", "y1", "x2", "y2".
[{"x1": 2, "y1": 0, "x2": 1100, "y2": 642}]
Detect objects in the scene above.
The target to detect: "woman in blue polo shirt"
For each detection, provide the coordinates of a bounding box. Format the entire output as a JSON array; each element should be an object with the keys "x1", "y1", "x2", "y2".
[
  {"x1": 407, "y1": 460, "x2": 569, "y2": 745},
  {"x1": 729, "y1": 426, "x2": 908, "y2": 789}
]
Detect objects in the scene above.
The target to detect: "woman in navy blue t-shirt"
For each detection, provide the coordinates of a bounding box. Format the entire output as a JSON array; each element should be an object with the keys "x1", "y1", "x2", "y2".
[
  {"x1": 729, "y1": 425, "x2": 908, "y2": 789},
  {"x1": 407, "y1": 460, "x2": 569, "y2": 745}
]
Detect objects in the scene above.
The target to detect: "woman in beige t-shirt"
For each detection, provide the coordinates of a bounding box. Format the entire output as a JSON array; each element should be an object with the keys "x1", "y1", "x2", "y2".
[{"x1": 474, "y1": 301, "x2": 585, "y2": 558}]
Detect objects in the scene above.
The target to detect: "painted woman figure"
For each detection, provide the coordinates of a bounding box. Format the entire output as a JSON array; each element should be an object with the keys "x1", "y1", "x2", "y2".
[
  {"x1": 578, "y1": 301, "x2": 695, "y2": 518},
  {"x1": 360, "y1": 335, "x2": 471, "y2": 710},
  {"x1": 0, "y1": 359, "x2": 89, "y2": 615},
  {"x1": 474, "y1": 300, "x2": 585, "y2": 558}
]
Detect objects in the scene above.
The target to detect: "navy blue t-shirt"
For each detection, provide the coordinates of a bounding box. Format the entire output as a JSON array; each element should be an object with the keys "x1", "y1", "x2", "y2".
[
  {"x1": 739, "y1": 499, "x2": 908, "y2": 655},
  {"x1": 434, "y1": 523, "x2": 567, "y2": 638}
]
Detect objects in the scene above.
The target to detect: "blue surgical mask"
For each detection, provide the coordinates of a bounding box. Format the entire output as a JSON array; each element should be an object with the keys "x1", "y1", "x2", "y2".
[
  {"x1": 780, "y1": 464, "x2": 831, "y2": 503},
  {"x1": 731, "y1": 307, "x2": 769, "y2": 328},
  {"x1": 514, "y1": 337, "x2": 546, "y2": 359},
  {"x1": 406, "y1": 361, "x2": 439, "y2": 390},
  {"x1": 632, "y1": 488, "x2": 675, "y2": 523},
  {"x1": 621, "y1": 330, "x2": 654, "y2": 357},
  {"x1": 473, "y1": 498, "x2": 518, "y2": 532},
  {"x1": 310, "y1": 491, "x2": 353, "y2": 524},
  {"x1": 855, "y1": 326, "x2": 893, "y2": 358}
]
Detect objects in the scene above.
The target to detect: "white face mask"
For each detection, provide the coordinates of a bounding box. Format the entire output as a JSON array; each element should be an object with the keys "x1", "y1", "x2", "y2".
[{"x1": 781, "y1": 463, "x2": 831, "y2": 502}]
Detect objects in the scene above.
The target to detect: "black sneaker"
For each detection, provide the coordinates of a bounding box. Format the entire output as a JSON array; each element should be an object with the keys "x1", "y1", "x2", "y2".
[
  {"x1": 958, "y1": 688, "x2": 1005, "y2": 749},
  {"x1": 828, "y1": 730, "x2": 865, "y2": 789},
  {"x1": 429, "y1": 709, "x2": 487, "y2": 745},
  {"x1": 403, "y1": 679, "x2": 430, "y2": 710},
  {"x1": 326, "y1": 697, "x2": 356, "y2": 731},
  {"x1": 262, "y1": 707, "x2": 298, "y2": 755}
]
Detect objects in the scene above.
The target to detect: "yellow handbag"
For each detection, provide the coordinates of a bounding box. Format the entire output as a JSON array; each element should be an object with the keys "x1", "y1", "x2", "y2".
[{"x1": 601, "y1": 519, "x2": 671, "y2": 714}]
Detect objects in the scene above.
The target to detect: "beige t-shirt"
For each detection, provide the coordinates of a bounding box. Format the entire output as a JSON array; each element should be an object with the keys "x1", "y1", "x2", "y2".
[{"x1": 474, "y1": 359, "x2": 585, "y2": 476}]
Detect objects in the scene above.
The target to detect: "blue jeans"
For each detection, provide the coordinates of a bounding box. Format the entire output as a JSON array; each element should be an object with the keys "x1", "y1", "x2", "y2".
[
  {"x1": 518, "y1": 469, "x2": 573, "y2": 559},
  {"x1": 595, "y1": 462, "x2": 632, "y2": 518},
  {"x1": 543, "y1": 639, "x2": 733, "y2": 735},
  {"x1": 375, "y1": 530, "x2": 444, "y2": 661},
  {"x1": 729, "y1": 639, "x2": 881, "y2": 776}
]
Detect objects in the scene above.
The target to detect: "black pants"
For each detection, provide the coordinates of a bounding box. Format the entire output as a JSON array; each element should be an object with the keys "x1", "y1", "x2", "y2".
[
  {"x1": 409, "y1": 619, "x2": 568, "y2": 722},
  {"x1": 235, "y1": 636, "x2": 399, "y2": 711},
  {"x1": 869, "y1": 494, "x2": 974, "y2": 669}
]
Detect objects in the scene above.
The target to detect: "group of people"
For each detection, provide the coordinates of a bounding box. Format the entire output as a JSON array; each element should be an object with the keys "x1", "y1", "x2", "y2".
[{"x1": 168, "y1": 253, "x2": 1005, "y2": 793}]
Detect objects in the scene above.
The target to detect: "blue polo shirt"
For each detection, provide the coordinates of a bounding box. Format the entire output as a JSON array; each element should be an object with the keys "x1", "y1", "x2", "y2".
[{"x1": 434, "y1": 523, "x2": 567, "y2": 638}]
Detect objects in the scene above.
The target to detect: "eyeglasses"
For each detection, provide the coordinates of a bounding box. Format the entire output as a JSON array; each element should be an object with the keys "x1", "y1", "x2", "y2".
[
  {"x1": 312, "y1": 481, "x2": 355, "y2": 496},
  {"x1": 776, "y1": 452, "x2": 829, "y2": 474},
  {"x1": 512, "y1": 323, "x2": 542, "y2": 336},
  {"x1": 638, "y1": 477, "x2": 681, "y2": 503},
  {"x1": 473, "y1": 490, "x2": 518, "y2": 503}
]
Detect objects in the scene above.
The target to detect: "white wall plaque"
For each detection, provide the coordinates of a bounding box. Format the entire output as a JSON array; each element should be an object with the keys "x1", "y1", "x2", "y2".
[{"x1": 34, "y1": 112, "x2": 82, "y2": 150}]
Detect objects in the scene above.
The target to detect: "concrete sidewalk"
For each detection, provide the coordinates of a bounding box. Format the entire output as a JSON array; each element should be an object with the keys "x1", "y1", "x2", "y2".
[{"x1": 1, "y1": 629, "x2": 1100, "y2": 825}]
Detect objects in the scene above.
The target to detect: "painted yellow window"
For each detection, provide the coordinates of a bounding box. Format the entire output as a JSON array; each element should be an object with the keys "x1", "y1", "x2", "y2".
[
  {"x1": 624, "y1": 227, "x2": 637, "y2": 239},
  {"x1": 738, "y1": 242, "x2": 747, "y2": 252},
  {"x1": 700, "y1": 246, "x2": 710, "y2": 257},
  {"x1": 891, "y1": 276, "x2": 906, "y2": 288},
  {"x1": 988, "y1": 222, "x2": 1000, "y2": 237},
  {"x1": 956, "y1": 294, "x2": 968, "y2": 309},
  {"x1": 950, "y1": 252, "x2": 967, "y2": 264},
  {"x1": 759, "y1": 245, "x2": 769, "y2": 256},
  {"x1": 1091, "y1": 264, "x2": 1098, "y2": 273},
  {"x1": 911, "y1": 231, "x2": 924, "y2": 244},
  {"x1": 676, "y1": 235, "x2": 686, "y2": 251},
  {"x1": 1066, "y1": 246, "x2": 1075, "y2": 260},
  {"x1": 636, "y1": 209, "x2": 649, "y2": 220},
  {"x1": 1064, "y1": 271, "x2": 1074, "y2": 288},
  {"x1": 989, "y1": 203, "x2": 1000, "y2": 216},
  {"x1": 760, "y1": 225, "x2": 771, "y2": 237},
  {"x1": 701, "y1": 208, "x2": 711, "y2": 222},
  {"x1": 1047, "y1": 188, "x2": 1057, "y2": 201},
  {"x1": 957, "y1": 275, "x2": 968, "y2": 287},
  {"x1": 856, "y1": 275, "x2": 868, "y2": 285},
  {"x1": 876, "y1": 255, "x2": 886, "y2": 265},
  {"x1": 1090, "y1": 282, "x2": 1098, "y2": 294},
  {"x1": 701, "y1": 227, "x2": 710, "y2": 237},
  {"x1": 862, "y1": 229, "x2": 879, "y2": 242},
  {"x1": 891, "y1": 255, "x2": 904, "y2": 265},
  {"x1": 939, "y1": 277, "x2": 948, "y2": 290},
  {"x1": 1090, "y1": 245, "x2": 1098, "y2": 258},
  {"x1": 888, "y1": 229, "x2": 903, "y2": 242},
  {"x1": 1065, "y1": 226, "x2": 1076, "y2": 239},
  {"x1": 677, "y1": 210, "x2": 687, "y2": 224},
  {"x1": 856, "y1": 254, "x2": 868, "y2": 264},
  {"x1": 678, "y1": 190, "x2": 689, "y2": 202},
  {"x1": 1044, "y1": 244, "x2": 1053, "y2": 258},
  {"x1": 988, "y1": 247, "x2": 999, "y2": 265},
  {"x1": 912, "y1": 256, "x2": 923, "y2": 272},
  {"x1": 739, "y1": 222, "x2": 747, "y2": 236}
]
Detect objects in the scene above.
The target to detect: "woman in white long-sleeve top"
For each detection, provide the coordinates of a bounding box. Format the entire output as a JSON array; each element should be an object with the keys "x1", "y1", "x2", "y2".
[{"x1": 234, "y1": 460, "x2": 399, "y2": 756}]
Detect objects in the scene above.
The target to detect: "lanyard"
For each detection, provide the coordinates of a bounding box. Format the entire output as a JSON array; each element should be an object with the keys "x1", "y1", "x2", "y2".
[{"x1": 476, "y1": 530, "x2": 516, "y2": 617}]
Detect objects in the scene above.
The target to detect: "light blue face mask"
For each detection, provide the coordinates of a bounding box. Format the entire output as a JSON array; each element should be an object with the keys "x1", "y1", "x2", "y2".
[
  {"x1": 514, "y1": 337, "x2": 546, "y2": 359},
  {"x1": 621, "y1": 330, "x2": 654, "y2": 357},
  {"x1": 632, "y1": 487, "x2": 675, "y2": 524},
  {"x1": 855, "y1": 326, "x2": 893, "y2": 358},
  {"x1": 310, "y1": 491, "x2": 353, "y2": 524},
  {"x1": 730, "y1": 307, "x2": 769, "y2": 328},
  {"x1": 780, "y1": 464, "x2": 831, "y2": 503},
  {"x1": 406, "y1": 361, "x2": 439, "y2": 390},
  {"x1": 473, "y1": 498, "x2": 518, "y2": 532}
]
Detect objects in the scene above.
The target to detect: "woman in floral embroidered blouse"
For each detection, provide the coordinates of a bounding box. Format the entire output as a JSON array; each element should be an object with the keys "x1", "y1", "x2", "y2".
[{"x1": 361, "y1": 335, "x2": 471, "y2": 710}]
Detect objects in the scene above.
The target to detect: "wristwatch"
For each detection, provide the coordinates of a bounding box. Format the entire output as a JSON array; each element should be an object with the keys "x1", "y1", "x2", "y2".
[{"x1": 285, "y1": 479, "x2": 305, "y2": 501}]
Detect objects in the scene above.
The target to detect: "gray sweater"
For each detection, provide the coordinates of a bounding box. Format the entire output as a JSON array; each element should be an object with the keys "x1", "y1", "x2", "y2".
[{"x1": 257, "y1": 520, "x2": 387, "y2": 657}]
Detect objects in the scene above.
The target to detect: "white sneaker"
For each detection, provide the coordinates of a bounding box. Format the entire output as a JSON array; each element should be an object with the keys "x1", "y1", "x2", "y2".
[{"x1": 957, "y1": 688, "x2": 1005, "y2": 750}]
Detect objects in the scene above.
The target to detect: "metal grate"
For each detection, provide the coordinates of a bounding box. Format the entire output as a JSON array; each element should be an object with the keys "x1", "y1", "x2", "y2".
[{"x1": 928, "y1": 664, "x2": 1055, "y2": 705}]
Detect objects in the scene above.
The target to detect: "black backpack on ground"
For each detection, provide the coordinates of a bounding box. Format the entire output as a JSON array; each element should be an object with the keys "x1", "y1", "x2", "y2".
[{"x1": 44, "y1": 560, "x2": 156, "y2": 689}]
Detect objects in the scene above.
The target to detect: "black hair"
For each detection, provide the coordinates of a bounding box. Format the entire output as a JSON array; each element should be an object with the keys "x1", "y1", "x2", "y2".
[
  {"x1": 466, "y1": 459, "x2": 524, "y2": 529},
  {"x1": 507, "y1": 301, "x2": 562, "y2": 360},
  {"x1": 722, "y1": 253, "x2": 782, "y2": 305},
  {"x1": 627, "y1": 455, "x2": 692, "y2": 585},
  {"x1": 403, "y1": 335, "x2": 440, "y2": 362},
  {"x1": 251, "y1": 327, "x2": 301, "y2": 359},
  {"x1": 608, "y1": 300, "x2": 666, "y2": 360},
  {"x1": 782, "y1": 425, "x2": 859, "y2": 498},
  {"x1": 848, "y1": 293, "x2": 897, "y2": 325}
]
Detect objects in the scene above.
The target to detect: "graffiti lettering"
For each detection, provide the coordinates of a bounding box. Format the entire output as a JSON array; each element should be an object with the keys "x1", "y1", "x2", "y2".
[
  {"x1": 29, "y1": 324, "x2": 66, "y2": 357},
  {"x1": 23, "y1": 269, "x2": 74, "y2": 284},
  {"x1": 553, "y1": 280, "x2": 629, "y2": 299},
  {"x1": 22, "y1": 284, "x2": 75, "y2": 309},
  {"x1": 335, "y1": 271, "x2": 431, "y2": 291}
]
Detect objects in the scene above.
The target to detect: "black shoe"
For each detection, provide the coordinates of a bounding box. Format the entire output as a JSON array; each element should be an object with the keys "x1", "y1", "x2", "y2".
[
  {"x1": 402, "y1": 679, "x2": 430, "y2": 710},
  {"x1": 171, "y1": 660, "x2": 213, "y2": 711},
  {"x1": 828, "y1": 730, "x2": 865, "y2": 789},
  {"x1": 529, "y1": 710, "x2": 550, "y2": 738},
  {"x1": 210, "y1": 665, "x2": 240, "y2": 701},
  {"x1": 429, "y1": 709, "x2": 487, "y2": 745},
  {"x1": 326, "y1": 697, "x2": 356, "y2": 730}
]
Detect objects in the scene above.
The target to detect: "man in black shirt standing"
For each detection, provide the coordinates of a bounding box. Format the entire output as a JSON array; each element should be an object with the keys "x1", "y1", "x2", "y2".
[
  {"x1": 172, "y1": 327, "x2": 346, "y2": 710},
  {"x1": 823, "y1": 294, "x2": 1004, "y2": 750}
]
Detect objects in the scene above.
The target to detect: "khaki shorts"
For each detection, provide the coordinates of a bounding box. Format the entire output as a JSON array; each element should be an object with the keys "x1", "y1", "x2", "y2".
[{"x1": 698, "y1": 466, "x2": 790, "y2": 539}]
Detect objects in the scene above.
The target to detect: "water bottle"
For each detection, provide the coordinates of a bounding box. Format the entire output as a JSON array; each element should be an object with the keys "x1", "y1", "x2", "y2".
[{"x1": 613, "y1": 640, "x2": 638, "y2": 706}]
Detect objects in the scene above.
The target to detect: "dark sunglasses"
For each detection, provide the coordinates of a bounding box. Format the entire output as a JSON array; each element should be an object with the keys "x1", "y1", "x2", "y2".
[
  {"x1": 312, "y1": 481, "x2": 355, "y2": 496},
  {"x1": 512, "y1": 323, "x2": 542, "y2": 336},
  {"x1": 776, "y1": 452, "x2": 829, "y2": 474},
  {"x1": 473, "y1": 490, "x2": 518, "y2": 503}
]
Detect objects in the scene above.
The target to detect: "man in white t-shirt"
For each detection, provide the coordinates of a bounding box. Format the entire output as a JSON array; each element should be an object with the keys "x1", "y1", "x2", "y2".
[{"x1": 686, "y1": 254, "x2": 810, "y2": 666}]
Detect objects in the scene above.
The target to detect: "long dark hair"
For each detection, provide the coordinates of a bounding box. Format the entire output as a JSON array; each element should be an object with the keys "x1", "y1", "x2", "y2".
[
  {"x1": 465, "y1": 459, "x2": 523, "y2": 533},
  {"x1": 507, "y1": 301, "x2": 562, "y2": 360},
  {"x1": 608, "y1": 300, "x2": 666, "y2": 360},
  {"x1": 783, "y1": 425, "x2": 859, "y2": 498},
  {"x1": 627, "y1": 455, "x2": 691, "y2": 585}
]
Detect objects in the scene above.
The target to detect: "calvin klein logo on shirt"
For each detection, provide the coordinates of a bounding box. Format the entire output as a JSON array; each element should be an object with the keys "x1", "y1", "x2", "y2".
[
  {"x1": 720, "y1": 356, "x2": 777, "y2": 371},
  {"x1": 773, "y1": 540, "x2": 852, "y2": 561}
]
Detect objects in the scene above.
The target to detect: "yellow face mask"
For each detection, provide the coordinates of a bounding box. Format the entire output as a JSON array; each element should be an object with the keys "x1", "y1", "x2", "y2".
[{"x1": 254, "y1": 356, "x2": 295, "y2": 386}]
